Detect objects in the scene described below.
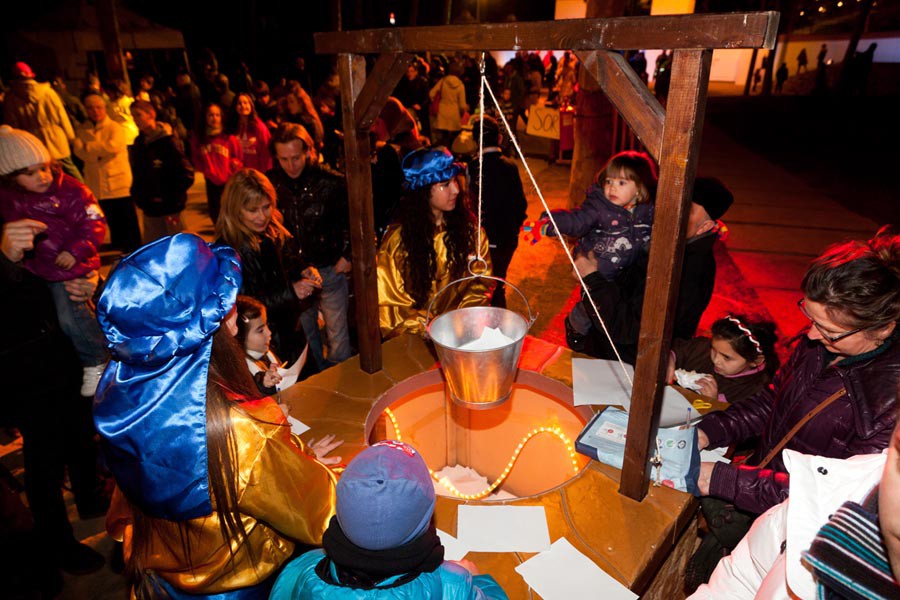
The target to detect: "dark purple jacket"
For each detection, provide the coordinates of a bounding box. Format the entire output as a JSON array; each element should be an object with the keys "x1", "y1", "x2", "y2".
[
  {"x1": 548, "y1": 184, "x2": 653, "y2": 281},
  {"x1": 700, "y1": 335, "x2": 900, "y2": 515},
  {"x1": 0, "y1": 170, "x2": 106, "y2": 281}
]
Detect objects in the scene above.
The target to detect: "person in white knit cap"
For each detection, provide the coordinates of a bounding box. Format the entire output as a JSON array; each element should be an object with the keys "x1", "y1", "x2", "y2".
[{"x1": 0, "y1": 125, "x2": 109, "y2": 396}]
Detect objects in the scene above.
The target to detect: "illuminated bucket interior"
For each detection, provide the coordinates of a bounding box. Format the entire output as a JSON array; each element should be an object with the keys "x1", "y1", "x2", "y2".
[{"x1": 366, "y1": 370, "x2": 592, "y2": 499}]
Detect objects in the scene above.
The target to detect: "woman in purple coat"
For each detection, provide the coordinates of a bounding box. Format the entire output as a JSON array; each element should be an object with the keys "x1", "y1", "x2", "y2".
[{"x1": 687, "y1": 226, "x2": 900, "y2": 590}]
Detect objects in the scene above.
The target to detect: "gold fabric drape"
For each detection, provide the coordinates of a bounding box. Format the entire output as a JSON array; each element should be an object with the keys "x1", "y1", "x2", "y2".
[
  {"x1": 376, "y1": 224, "x2": 492, "y2": 339},
  {"x1": 106, "y1": 398, "x2": 337, "y2": 595}
]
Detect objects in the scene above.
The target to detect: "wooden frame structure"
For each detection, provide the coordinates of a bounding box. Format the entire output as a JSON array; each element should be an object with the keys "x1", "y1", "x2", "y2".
[{"x1": 315, "y1": 12, "x2": 778, "y2": 501}]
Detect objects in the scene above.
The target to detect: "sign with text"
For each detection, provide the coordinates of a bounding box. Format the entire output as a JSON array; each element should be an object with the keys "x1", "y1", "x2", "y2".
[{"x1": 525, "y1": 105, "x2": 560, "y2": 140}]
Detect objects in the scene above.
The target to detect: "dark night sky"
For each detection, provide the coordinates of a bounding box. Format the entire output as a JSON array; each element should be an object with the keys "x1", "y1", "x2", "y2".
[{"x1": 2, "y1": 0, "x2": 555, "y2": 88}]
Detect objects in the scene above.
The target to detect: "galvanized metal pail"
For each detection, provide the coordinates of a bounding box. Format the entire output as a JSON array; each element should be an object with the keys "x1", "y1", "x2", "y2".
[{"x1": 426, "y1": 274, "x2": 536, "y2": 409}]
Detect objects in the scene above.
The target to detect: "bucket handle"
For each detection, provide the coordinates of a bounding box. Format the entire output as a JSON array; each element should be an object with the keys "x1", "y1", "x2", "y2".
[{"x1": 424, "y1": 263, "x2": 537, "y2": 332}]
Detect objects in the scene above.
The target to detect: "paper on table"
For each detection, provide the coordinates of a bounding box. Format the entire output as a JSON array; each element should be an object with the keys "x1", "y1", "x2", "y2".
[
  {"x1": 456, "y1": 505, "x2": 551, "y2": 552},
  {"x1": 436, "y1": 529, "x2": 470, "y2": 561},
  {"x1": 515, "y1": 538, "x2": 637, "y2": 600},
  {"x1": 572, "y1": 358, "x2": 701, "y2": 427},
  {"x1": 286, "y1": 415, "x2": 310, "y2": 436}
]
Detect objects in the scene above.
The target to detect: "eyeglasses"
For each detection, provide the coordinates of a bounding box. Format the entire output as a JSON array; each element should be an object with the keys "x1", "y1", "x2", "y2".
[{"x1": 797, "y1": 299, "x2": 863, "y2": 343}]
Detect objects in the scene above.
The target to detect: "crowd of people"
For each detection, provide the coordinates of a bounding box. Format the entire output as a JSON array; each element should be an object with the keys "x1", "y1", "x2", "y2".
[{"x1": 0, "y1": 47, "x2": 898, "y2": 600}]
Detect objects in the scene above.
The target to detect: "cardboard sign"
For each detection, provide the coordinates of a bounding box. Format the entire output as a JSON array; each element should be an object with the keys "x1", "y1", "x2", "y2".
[{"x1": 526, "y1": 105, "x2": 560, "y2": 140}]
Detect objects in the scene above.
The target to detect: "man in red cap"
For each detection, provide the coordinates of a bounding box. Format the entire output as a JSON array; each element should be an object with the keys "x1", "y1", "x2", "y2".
[{"x1": 3, "y1": 62, "x2": 83, "y2": 182}]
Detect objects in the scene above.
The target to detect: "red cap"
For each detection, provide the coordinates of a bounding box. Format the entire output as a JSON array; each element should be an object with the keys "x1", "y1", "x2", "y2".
[{"x1": 13, "y1": 62, "x2": 36, "y2": 79}]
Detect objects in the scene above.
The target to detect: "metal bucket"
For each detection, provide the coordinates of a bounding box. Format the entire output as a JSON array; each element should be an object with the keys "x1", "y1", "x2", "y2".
[{"x1": 426, "y1": 273, "x2": 536, "y2": 409}]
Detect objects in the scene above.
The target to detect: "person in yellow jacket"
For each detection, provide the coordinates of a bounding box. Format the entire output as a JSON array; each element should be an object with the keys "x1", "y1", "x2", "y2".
[
  {"x1": 94, "y1": 234, "x2": 341, "y2": 599},
  {"x1": 377, "y1": 147, "x2": 492, "y2": 339}
]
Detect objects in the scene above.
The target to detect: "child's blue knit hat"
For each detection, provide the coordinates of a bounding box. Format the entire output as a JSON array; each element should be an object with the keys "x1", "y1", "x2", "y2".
[{"x1": 336, "y1": 440, "x2": 436, "y2": 550}]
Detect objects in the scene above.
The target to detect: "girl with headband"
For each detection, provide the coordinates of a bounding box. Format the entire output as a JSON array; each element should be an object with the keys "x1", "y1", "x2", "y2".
[{"x1": 667, "y1": 314, "x2": 779, "y2": 405}]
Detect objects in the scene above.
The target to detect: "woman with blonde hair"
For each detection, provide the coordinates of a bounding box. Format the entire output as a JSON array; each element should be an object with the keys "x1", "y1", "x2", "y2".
[{"x1": 216, "y1": 168, "x2": 320, "y2": 365}]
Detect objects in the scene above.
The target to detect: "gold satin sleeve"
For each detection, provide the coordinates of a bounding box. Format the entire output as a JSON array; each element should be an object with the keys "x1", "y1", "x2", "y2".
[
  {"x1": 377, "y1": 225, "x2": 493, "y2": 339},
  {"x1": 110, "y1": 398, "x2": 337, "y2": 595}
]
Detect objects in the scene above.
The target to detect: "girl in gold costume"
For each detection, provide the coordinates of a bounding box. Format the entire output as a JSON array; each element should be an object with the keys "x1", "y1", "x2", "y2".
[
  {"x1": 94, "y1": 234, "x2": 340, "y2": 599},
  {"x1": 376, "y1": 146, "x2": 492, "y2": 339}
]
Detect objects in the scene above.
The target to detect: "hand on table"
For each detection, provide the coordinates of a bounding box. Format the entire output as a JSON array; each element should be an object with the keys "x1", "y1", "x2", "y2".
[{"x1": 309, "y1": 434, "x2": 343, "y2": 465}]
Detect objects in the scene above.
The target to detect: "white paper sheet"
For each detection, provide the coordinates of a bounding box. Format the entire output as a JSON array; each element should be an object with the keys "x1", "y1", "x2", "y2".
[
  {"x1": 436, "y1": 529, "x2": 470, "y2": 561},
  {"x1": 286, "y1": 415, "x2": 310, "y2": 436},
  {"x1": 456, "y1": 505, "x2": 551, "y2": 552},
  {"x1": 700, "y1": 446, "x2": 731, "y2": 464},
  {"x1": 572, "y1": 358, "x2": 701, "y2": 427},
  {"x1": 275, "y1": 348, "x2": 307, "y2": 390},
  {"x1": 515, "y1": 538, "x2": 638, "y2": 600}
]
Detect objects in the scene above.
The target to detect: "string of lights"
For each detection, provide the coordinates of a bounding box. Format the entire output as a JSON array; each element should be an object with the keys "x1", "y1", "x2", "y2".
[{"x1": 383, "y1": 408, "x2": 580, "y2": 501}]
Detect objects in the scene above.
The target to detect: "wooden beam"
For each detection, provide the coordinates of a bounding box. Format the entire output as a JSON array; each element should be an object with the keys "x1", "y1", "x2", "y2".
[
  {"x1": 338, "y1": 53, "x2": 382, "y2": 373},
  {"x1": 576, "y1": 50, "x2": 665, "y2": 160},
  {"x1": 619, "y1": 49, "x2": 713, "y2": 501},
  {"x1": 315, "y1": 12, "x2": 779, "y2": 54},
  {"x1": 354, "y1": 52, "x2": 416, "y2": 130}
]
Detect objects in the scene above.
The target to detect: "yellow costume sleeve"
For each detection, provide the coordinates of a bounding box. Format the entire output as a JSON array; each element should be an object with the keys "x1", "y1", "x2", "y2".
[
  {"x1": 236, "y1": 401, "x2": 337, "y2": 545},
  {"x1": 377, "y1": 225, "x2": 493, "y2": 340}
]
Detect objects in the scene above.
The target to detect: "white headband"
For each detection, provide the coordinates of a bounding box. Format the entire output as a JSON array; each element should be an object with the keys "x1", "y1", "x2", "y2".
[{"x1": 726, "y1": 315, "x2": 763, "y2": 356}]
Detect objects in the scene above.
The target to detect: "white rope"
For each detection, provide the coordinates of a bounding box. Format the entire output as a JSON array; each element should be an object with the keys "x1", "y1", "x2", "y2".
[
  {"x1": 475, "y1": 53, "x2": 485, "y2": 263},
  {"x1": 477, "y1": 72, "x2": 634, "y2": 389}
]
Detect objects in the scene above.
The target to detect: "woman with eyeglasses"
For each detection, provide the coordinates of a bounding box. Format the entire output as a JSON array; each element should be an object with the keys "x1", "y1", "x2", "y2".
[{"x1": 686, "y1": 226, "x2": 900, "y2": 590}]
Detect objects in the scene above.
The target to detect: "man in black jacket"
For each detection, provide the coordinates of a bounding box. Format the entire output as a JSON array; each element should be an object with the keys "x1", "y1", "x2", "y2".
[
  {"x1": 267, "y1": 123, "x2": 352, "y2": 369},
  {"x1": 568, "y1": 177, "x2": 734, "y2": 363},
  {"x1": 0, "y1": 218, "x2": 107, "y2": 576},
  {"x1": 470, "y1": 116, "x2": 528, "y2": 308},
  {"x1": 129, "y1": 100, "x2": 195, "y2": 243}
]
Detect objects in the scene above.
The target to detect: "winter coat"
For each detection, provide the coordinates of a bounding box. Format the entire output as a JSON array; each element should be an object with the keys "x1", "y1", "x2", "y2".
[
  {"x1": 3, "y1": 79, "x2": 75, "y2": 159},
  {"x1": 228, "y1": 234, "x2": 310, "y2": 365},
  {"x1": 699, "y1": 335, "x2": 900, "y2": 515},
  {"x1": 266, "y1": 164, "x2": 349, "y2": 269},
  {"x1": 689, "y1": 450, "x2": 887, "y2": 600},
  {"x1": 471, "y1": 149, "x2": 528, "y2": 249},
  {"x1": 429, "y1": 75, "x2": 467, "y2": 132},
  {"x1": 574, "y1": 229, "x2": 718, "y2": 363},
  {"x1": 0, "y1": 170, "x2": 106, "y2": 281},
  {"x1": 73, "y1": 116, "x2": 132, "y2": 199},
  {"x1": 549, "y1": 184, "x2": 654, "y2": 281},
  {"x1": 269, "y1": 549, "x2": 508, "y2": 600},
  {"x1": 129, "y1": 126, "x2": 195, "y2": 217}
]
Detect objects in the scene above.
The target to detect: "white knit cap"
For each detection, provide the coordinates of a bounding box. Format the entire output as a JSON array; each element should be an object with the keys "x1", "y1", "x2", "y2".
[{"x1": 0, "y1": 125, "x2": 51, "y2": 176}]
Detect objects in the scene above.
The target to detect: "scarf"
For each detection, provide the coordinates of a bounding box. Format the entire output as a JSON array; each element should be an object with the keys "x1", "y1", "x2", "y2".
[
  {"x1": 316, "y1": 515, "x2": 444, "y2": 590},
  {"x1": 802, "y1": 486, "x2": 900, "y2": 600}
]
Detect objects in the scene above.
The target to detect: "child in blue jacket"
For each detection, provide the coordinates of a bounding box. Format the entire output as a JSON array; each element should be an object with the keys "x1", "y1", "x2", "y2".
[{"x1": 270, "y1": 440, "x2": 508, "y2": 600}]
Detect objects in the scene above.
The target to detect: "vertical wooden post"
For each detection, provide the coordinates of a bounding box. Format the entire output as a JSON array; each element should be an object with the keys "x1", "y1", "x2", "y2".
[
  {"x1": 338, "y1": 53, "x2": 382, "y2": 373},
  {"x1": 619, "y1": 49, "x2": 712, "y2": 501},
  {"x1": 95, "y1": 0, "x2": 130, "y2": 89}
]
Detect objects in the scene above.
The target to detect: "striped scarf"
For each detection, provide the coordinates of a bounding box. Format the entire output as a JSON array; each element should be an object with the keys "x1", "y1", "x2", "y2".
[{"x1": 802, "y1": 487, "x2": 900, "y2": 600}]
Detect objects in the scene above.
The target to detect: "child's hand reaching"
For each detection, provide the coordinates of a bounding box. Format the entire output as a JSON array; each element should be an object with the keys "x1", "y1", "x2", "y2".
[
  {"x1": 55, "y1": 250, "x2": 76, "y2": 270},
  {"x1": 262, "y1": 363, "x2": 283, "y2": 389},
  {"x1": 696, "y1": 376, "x2": 718, "y2": 399},
  {"x1": 308, "y1": 434, "x2": 343, "y2": 466}
]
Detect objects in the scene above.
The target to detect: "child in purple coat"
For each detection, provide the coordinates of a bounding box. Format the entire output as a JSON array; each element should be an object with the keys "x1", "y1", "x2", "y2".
[
  {"x1": 0, "y1": 126, "x2": 109, "y2": 395},
  {"x1": 544, "y1": 150, "x2": 658, "y2": 338}
]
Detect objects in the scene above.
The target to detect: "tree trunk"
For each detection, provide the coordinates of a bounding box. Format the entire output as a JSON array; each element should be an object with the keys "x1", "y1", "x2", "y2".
[{"x1": 568, "y1": 0, "x2": 628, "y2": 207}]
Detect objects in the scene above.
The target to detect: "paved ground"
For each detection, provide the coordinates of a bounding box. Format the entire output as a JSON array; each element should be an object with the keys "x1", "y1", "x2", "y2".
[{"x1": 6, "y1": 83, "x2": 893, "y2": 598}]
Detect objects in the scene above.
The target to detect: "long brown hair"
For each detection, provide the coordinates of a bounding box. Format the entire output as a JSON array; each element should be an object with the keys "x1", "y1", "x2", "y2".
[
  {"x1": 127, "y1": 327, "x2": 264, "y2": 599},
  {"x1": 215, "y1": 168, "x2": 290, "y2": 252}
]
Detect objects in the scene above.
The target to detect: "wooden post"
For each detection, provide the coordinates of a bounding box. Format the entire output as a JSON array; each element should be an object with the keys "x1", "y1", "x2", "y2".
[
  {"x1": 95, "y1": 0, "x2": 130, "y2": 89},
  {"x1": 619, "y1": 48, "x2": 712, "y2": 501},
  {"x1": 339, "y1": 54, "x2": 381, "y2": 373}
]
